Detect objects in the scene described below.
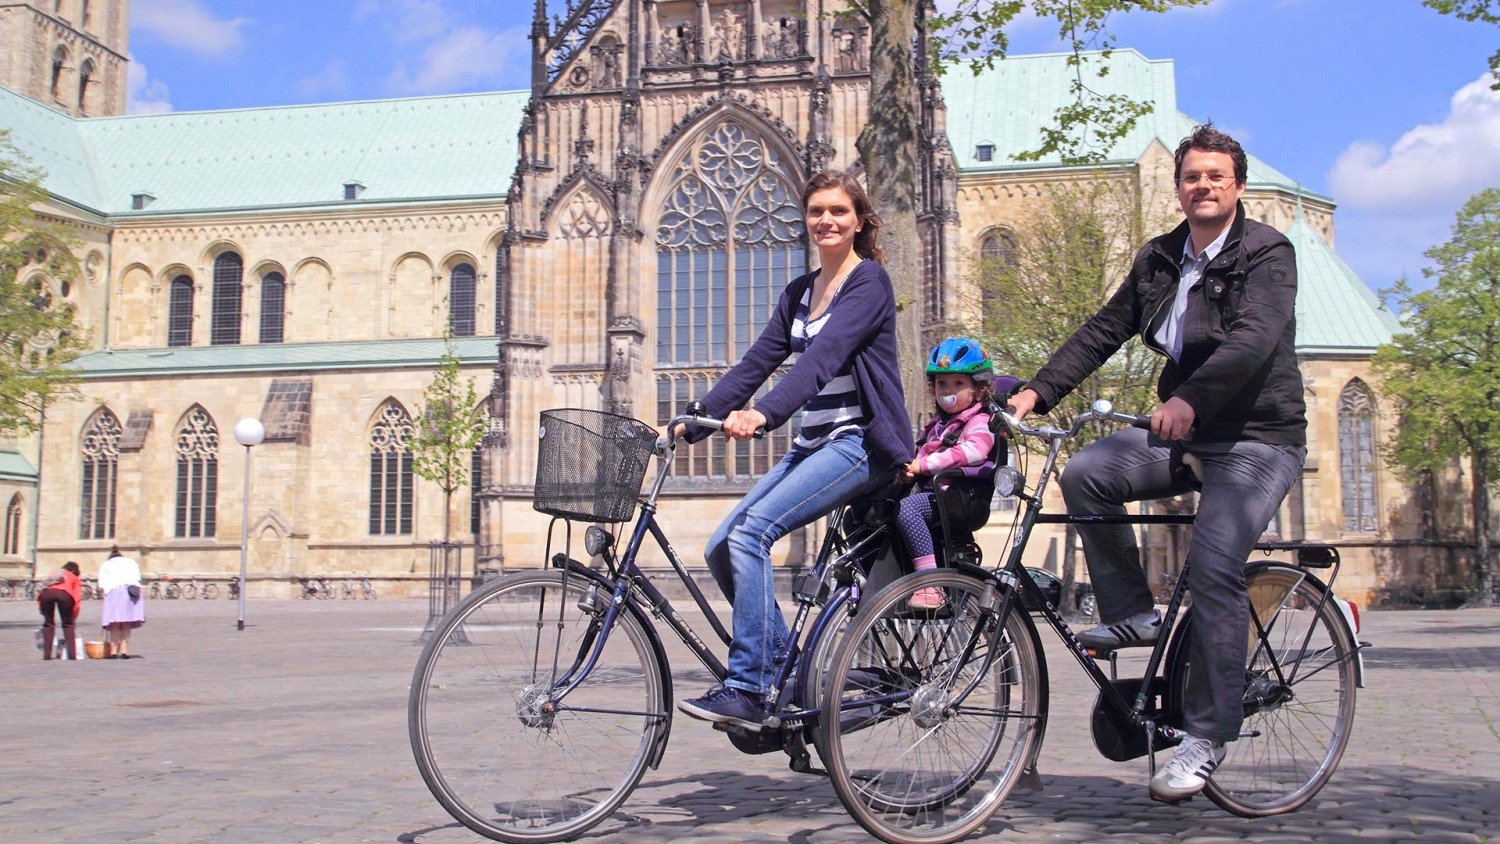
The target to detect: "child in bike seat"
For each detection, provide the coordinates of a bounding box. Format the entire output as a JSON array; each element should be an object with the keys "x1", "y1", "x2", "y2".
[{"x1": 897, "y1": 337, "x2": 1002, "y2": 609}]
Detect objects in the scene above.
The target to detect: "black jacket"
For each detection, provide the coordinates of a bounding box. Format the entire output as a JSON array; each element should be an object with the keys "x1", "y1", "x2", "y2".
[{"x1": 1027, "y1": 203, "x2": 1306, "y2": 446}]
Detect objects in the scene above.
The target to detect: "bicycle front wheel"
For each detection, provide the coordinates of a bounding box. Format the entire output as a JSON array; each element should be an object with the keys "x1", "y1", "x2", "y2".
[
  {"x1": 409, "y1": 569, "x2": 669, "y2": 843},
  {"x1": 822, "y1": 570, "x2": 1046, "y2": 844},
  {"x1": 1169, "y1": 563, "x2": 1358, "y2": 817}
]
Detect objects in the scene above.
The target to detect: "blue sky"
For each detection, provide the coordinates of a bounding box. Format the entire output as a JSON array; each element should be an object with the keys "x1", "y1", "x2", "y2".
[{"x1": 125, "y1": 0, "x2": 1500, "y2": 296}]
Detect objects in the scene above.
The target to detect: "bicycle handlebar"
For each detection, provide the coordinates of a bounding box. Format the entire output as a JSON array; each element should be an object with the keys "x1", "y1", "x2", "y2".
[
  {"x1": 664, "y1": 401, "x2": 765, "y2": 451},
  {"x1": 993, "y1": 397, "x2": 1153, "y2": 441}
]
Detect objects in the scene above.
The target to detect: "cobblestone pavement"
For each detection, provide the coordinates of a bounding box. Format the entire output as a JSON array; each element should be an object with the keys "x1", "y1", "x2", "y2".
[{"x1": 2, "y1": 594, "x2": 1496, "y2": 843}]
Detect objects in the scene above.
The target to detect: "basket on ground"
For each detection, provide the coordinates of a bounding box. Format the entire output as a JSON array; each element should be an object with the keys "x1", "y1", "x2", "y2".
[
  {"x1": 533, "y1": 409, "x2": 659, "y2": 523},
  {"x1": 84, "y1": 641, "x2": 106, "y2": 659}
]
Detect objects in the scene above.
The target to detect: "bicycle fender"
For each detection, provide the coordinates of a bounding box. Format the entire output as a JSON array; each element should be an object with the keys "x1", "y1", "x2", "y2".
[{"x1": 554, "y1": 558, "x2": 676, "y2": 770}]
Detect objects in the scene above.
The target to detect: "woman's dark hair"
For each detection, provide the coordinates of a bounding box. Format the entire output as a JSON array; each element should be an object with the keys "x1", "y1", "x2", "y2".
[
  {"x1": 109, "y1": 544, "x2": 121, "y2": 557},
  {"x1": 1173, "y1": 123, "x2": 1248, "y2": 186},
  {"x1": 63, "y1": 561, "x2": 81, "y2": 576},
  {"x1": 802, "y1": 170, "x2": 886, "y2": 265}
]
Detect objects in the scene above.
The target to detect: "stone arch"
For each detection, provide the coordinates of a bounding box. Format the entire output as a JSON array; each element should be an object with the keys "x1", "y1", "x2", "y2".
[
  {"x1": 1338, "y1": 378, "x2": 1379, "y2": 534},
  {"x1": 552, "y1": 183, "x2": 613, "y2": 240},
  {"x1": 197, "y1": 239, "x2": 243, "y2": 270},
  {"x1": 643, "y1": 101, "x2": 805, "y2": 217}
]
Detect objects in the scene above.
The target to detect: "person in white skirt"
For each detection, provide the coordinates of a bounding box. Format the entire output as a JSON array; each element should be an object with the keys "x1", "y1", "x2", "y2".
[{"x1": 97, "y1": 546, "x2": 145, "y2": 659}]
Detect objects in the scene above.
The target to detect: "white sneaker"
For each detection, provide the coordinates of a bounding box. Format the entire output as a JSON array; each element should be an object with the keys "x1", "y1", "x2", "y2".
[
  {"x1": 1077, "y1": 609, "x2": 1160, "y2": 650},
  {"x1": 1150, "y1": 734, "x2": 1225, "y2": 802}
]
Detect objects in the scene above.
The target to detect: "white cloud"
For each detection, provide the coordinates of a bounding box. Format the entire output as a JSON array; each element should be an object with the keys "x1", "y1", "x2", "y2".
[
  {"x1": 1328, "y1": 74, "x2": 1500, "y2": 213},
  {"x1": 354, "y1": 0, "x2": 453, "y2": 46},
  {"x1": 126, "y1": 57, "x2": 172, "y2": 114},
  {"x1": 133, "y1": 0, "x2": 250, "y2": 58},
  {"x1": 293, "y1": 61, "x2": 350, "y2": 100},
  {"x1": 387, "y1": 26, "x2": 530, "y2": 95}
]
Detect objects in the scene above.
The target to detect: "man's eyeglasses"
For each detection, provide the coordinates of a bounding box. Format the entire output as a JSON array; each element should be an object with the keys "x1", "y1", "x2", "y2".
[{"x1": 1179, "y1": 172, "x2": 1237, "y2": 188}]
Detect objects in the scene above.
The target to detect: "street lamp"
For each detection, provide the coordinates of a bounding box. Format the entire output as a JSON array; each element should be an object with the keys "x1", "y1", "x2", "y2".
[{"x1": 233, "y1": 418, "x2": 265, "y2": 631}]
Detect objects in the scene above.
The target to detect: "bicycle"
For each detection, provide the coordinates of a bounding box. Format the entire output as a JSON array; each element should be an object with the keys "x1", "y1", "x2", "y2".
[
  {"x1": 818, "y1": 399, "x2": 1366, "y2": 842},
  {"x1": 227, "y1": 577, "x2": 240, "y2": 600},
  {"x1": 341, "y1": 578, "x2": 357, "y2": 600},
  {"x1": 359, "y1": 574, "x2": 376, "y2": 600},
  {"x1": 300, "y1": 576, "x2": 333, "y2": 599},
  {"x1": 409, "y1": 406, "x2": 1010, "y2": 844}
]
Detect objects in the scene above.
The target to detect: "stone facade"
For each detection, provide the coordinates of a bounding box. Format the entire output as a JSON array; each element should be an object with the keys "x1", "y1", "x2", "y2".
[{"x1": 0, "y1": 0, "x2": 128, "y2": 117}]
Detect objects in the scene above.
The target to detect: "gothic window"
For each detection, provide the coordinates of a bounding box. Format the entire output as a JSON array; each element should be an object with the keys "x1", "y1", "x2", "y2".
[
  {"x1": 922, "y1": 226, "x2": 942, "y2": 322},
  {"x1": 174, "y1": 407, "x2": 219, "y2": 538},
  {"x1": 81, "y1": 0, "x2": 91, "y2": 28},
  {"x1": 211, "y1": 252, "x2": 244, "y2": 345},
  {"x1": 77, "y1": 59, "x2": 93, "y2": 114},
  {"x1": 449, "y1": 262, "x2": 477, "y2": 337},
  {"x1": 79, "y1": 408, "x2": 121, "y2": 540},
  {"x1": 369, "y1": 401, "x2": 414, "y2": 535},
  {"x1": 168, "y1": 275, "x2": 194, "y2": 347},
  {"x1": 1339, "y1": 380, "x2": 1379, "y2": 532},
  {"x1": 979, "y1": 230, "x2": 1017, "y2": 330},
  {"x1": 260, "y1": 271, "x2": 286, "y2": 343},
  {"x1": 654, "y1": 121, "x2": 804, "y2": 478},
  {"x1": 494, "y1": 245, "x2": 509, "y2": 336},
  {"x1": 469, "y1": 446, "x2": 483, "y2": 536},
  {"x1": 51, "y1": 46, "x2": 67, "y2": 100},
  {"x1": 4, "y1": 494, "x2": 21, "y2": 555}
]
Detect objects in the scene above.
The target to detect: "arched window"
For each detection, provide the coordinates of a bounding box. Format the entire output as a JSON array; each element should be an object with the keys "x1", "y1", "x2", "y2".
[
  {"x1": 168, "y1": 275, "x2": 194, "y2": 347},
  {"x1": 174, "y1": 407, "x2": 219, "y2": 538},
  {"x1": 369, "y1": 402, "x2": 414, "y2": 535},
  {"x1": 211, "y1": 252, "x2": 244, "y2": 345},
  {"x1": 50, "y1": 46, "x2": 67, "y2": 100},
  {"x1": 979, "y1": 230, "x2": 1018, "y2": 330},
  {"x1": 1339, "y1": 380, "x2": 1378, "y2": 532},
  {"x1": 654, "y1": 120, "x2": 805, "y2": 478},
  {"x1": 77, "y1": 58, "x2": 93, "y2": 114},
  {"x1": 469, "y1": 445, "x2": 483, "y2": 536},
  {"x1": 260, "y1": 271, "x2": 286, "y2": 343},
  {"x1": 79, "y1": 408, "x2": 121, "y2": 540},
  {"x1": 4, "y1": 494, "x2": 22, "y2": 556},
  {"x1": 494, "y1": 246, "x2": 508, "y2": 336},
  {"x1": 449, "y1": 262, "x2": 476, "y2": 337}
]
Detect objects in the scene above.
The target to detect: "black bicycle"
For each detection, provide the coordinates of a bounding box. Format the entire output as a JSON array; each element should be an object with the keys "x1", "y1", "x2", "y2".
[
  {"x1": 408, "y1": 406, "x2": 1022, "y2": 844},
  {"x1": 818, "y1": 399, "x2": 1366, "y2": 842}
]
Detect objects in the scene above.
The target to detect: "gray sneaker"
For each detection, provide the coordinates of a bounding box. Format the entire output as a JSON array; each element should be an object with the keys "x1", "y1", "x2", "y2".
[
  {"x1": 1150, "y1": 734, "x2": 1225, "y2": 802},
  {"x1": 1077, "y1": 609, "x2": 1161, "y2": 650}
]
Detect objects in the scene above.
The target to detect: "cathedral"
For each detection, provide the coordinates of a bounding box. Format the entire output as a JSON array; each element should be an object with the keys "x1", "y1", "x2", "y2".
[{"x1": 0, "y1": 0, "x2": 1469, "y2": 605}]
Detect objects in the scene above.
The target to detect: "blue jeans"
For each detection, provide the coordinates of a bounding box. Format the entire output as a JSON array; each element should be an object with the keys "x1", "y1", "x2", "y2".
[
  {"x1": 706, "y1": 433, "x2": 882, "y2": 697},
  {"x1": 1059, "y1": 427, "x2": 1305, "y2": 742}
]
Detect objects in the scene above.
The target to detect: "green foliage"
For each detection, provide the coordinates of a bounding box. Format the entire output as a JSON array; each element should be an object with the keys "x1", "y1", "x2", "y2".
[
  {"x1": 411, "y1": 330, "x2": 487, "y2": 538},
  {"x1": 928, "y1": 0, "x2": 1210, "y2": 164},
  {"x1": 0, "y1": 130, "x2": 87, "y2": 436},
  {"x1": 1424, "y1": 0, "x2": 1500, "y2": 89},
  {"x1": 967, "y1": 179, "x2": 1164, "y2": 456},
  {"x1": 1372, "y1": 188, "x2": 1500, "y2": 481}
]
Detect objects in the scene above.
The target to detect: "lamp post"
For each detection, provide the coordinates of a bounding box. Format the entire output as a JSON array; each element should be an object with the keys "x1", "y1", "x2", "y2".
[{"x1": 233, "y1": 418, "x2": 265, "y2": 631}]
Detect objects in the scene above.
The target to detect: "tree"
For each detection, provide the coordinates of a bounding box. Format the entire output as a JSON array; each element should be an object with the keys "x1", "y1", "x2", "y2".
[
  {"x1": 855, "y1": 0, "x2": 1207, "y2": 414},
  {"x1": 1, "y1": 130, "x2": 87, "y2": 436},
  {"x1": 411, "y1": 329, "x2": 487, "y2": 545},
  {"x1": 1372, "y1": 188, "x2": 1500, "y2": 607},
  {"x1": 1425, "y1": 0, "x2": 1500, "y2": 89},
  {"x1": 967, "y1": 178, "x2": 1166, "y2": 609}
]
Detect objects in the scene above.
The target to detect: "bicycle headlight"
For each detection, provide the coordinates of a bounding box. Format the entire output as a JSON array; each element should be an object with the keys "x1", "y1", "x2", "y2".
[
  {"x1": 584, "y1": 525, "x2": 613, "y2": 558},
  {"x1": 994, "y1": 466, "x2": 1024, "y2": 498}
]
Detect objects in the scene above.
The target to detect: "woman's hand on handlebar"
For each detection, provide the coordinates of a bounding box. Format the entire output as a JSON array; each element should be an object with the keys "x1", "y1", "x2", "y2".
[
  {"x1": 722, "y1": 408, "x2": 767, "y2": 441},
  {"x1": 1151, "y1": 396, "x2": 1196, "y2": 442}
]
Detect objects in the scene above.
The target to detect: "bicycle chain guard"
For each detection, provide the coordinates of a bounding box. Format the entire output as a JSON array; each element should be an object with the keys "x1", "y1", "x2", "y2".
[{"x1": 1090, "y1": 677, "x2": 1175, "y2": 762}]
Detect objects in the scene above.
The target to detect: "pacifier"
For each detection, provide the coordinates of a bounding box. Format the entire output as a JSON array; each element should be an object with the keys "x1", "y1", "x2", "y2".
[{"x1": 938, "y1": 394, "x2": 960, "y2": 411}]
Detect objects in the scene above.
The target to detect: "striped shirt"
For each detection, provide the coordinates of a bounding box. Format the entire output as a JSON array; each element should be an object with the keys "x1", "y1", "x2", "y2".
[{"x1": 790, "y1": 281, "x2": 869, "y2": 449}]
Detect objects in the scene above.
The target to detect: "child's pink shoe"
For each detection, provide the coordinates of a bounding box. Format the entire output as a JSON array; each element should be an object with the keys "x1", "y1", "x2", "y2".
[{"x1": 909, "y1": 586, "x2": 946, "y2": 610}]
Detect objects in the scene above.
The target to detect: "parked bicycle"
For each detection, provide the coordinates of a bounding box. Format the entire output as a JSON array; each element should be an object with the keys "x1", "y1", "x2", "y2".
[
  {"x1": 359, "y1": 574, "x2": 376, "y2": 600},
  {"x1": 300, "y1": 576, "x2": 333, "y2": 600},
  {"x1": 409, "y1": 406, "x2": 1009, "y2": 843},
  {"x1": 815, "y1": 399, "x2": 1366, "y2": 841}
]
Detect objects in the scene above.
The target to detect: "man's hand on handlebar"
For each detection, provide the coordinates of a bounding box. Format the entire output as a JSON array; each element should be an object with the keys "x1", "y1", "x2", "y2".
[
  {"x1": 1151, "y1": 396, "x2": 1196, "y2": 442},
  {"x1": 1005, "y1": 388, "x2": 1041, "y2": 421}
]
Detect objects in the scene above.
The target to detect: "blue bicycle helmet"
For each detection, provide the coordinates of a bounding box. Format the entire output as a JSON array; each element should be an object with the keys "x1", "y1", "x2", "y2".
[{"x1": 926, "y1": 337, "x2": 993, "y2": 378}]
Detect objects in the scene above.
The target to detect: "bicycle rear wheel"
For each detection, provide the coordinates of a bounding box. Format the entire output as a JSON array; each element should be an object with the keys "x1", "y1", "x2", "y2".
[
  {"x1": 409, "y1": 569, "x2": 668, "y2": 843},
  {"x1": 1169, "y1": 563, "x2": 1357, "y2": 817},
  {"x1": 822, "y1": 570, "x2": 1045, "y2": 844},
  {"x1": 201, "y1": 583, "x2": 219, "y2": 600}
]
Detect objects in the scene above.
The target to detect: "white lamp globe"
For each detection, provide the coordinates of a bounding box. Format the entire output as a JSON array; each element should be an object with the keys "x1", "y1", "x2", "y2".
[{"x1": 234, "y1": 417, "x2": 266, "y2": 447}]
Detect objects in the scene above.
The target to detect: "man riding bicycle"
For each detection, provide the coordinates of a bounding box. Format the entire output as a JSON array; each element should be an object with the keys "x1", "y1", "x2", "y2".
[{"x1": 1006, "y1": 124, "x2": 1307, "y2": 803}]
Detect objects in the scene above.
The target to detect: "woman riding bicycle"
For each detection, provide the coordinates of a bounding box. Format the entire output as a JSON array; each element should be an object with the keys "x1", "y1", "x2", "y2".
[{"x1": 677, "y1": 169, "x2": 912, "y2": 730}]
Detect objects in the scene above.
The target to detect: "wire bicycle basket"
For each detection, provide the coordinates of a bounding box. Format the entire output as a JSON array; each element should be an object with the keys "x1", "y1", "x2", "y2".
[{"x1": 533, "y1": 408, "x2": 659, "y2": 523}]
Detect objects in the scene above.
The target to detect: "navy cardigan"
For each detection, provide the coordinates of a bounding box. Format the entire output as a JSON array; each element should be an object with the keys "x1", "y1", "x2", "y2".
[{"x1": 697, "y1": 261, "x2": 914, "y2": 473}]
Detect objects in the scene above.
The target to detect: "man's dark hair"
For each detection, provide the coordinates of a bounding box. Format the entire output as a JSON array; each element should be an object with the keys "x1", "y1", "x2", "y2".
[
  {"x1": 63, "y1": 561, "x2": 81, "y2": 576},
  {"x1": 1173, "y1": 123, "x2": 1248, "y2": 186}
]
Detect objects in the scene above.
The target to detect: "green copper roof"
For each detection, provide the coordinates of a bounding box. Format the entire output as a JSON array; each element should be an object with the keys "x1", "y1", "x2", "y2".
[
  {"x1": 0, "y1": 448, "x2": 38, "y2": 482},
  {"x1": 1, "y1": 86, "x2": 529, "y2": 216},
  {"x1": 942, "y1": 50, "x2": 1322, "y2": 198},
  {"x1": 71, "y1": 336, "x2": 505, "y2": 378},
  {"x1": 1288, "y1": 213, "x2": 1402, "y2": 354}
]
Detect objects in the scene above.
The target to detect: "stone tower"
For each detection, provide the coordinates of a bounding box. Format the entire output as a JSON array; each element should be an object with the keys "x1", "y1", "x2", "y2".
[{"x1": 0, "y1": 0, "x2": 130, "y2": 117}]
